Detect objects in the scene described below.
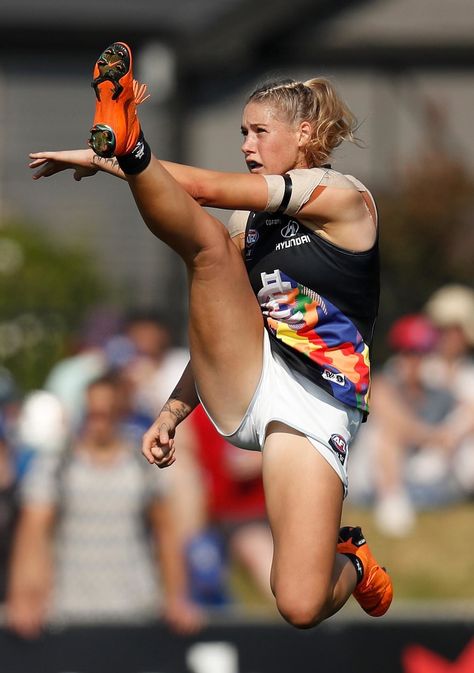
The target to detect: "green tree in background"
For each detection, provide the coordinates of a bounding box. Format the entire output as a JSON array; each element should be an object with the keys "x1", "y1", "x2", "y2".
[
  {"x1": 374, "y1": 110, "x2": 474, "y2": 364},
  {"x1": 0, "y1": 220, "x2": 108, "y2": 392}
]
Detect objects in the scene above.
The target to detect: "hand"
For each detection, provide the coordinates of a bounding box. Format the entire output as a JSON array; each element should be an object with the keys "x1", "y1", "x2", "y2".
[
  {"x1": 6, "y1": 591, "x2": 48, "y2": 639},
  {"x1": 163, "y1": 596, "x2": 206, "y2": 635},
  {"x1": 142, "y1": 411, "x2": 178, "y2": 468},
  {"x1": 29, "y1": 149, "x2": 98, "y2": 181}
]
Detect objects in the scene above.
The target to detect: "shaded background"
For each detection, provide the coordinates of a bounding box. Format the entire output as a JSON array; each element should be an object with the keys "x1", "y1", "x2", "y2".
[{"x1": 0, "y1": 1, "x2": 473, "y2": 672}]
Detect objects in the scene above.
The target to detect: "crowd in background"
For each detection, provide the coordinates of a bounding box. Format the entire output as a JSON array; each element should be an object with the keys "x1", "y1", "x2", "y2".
[
  {"x1": 348, "y1": 284, "x2": 474, "y2": 536},
  {"x1": 0, "y1": 307, "x2": 274, "y2": 637},
  {"x1": 0, "y1": 283, "x2": 473, "y2": 637}
]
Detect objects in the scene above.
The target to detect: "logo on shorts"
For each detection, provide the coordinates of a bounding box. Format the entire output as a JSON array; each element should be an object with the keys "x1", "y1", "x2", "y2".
[
  {"x1": 281, "y1": 221, "x2": 299, "y2": 238},
  {"x1": 322, "y1": 369, "x2": 345, "y2": 386},
  {"x1": 246, "y1": 229, "x2": 259, "y2": 245},
  {"x1": 329, "y1": 434, "x2": 348, "y2": 465}
]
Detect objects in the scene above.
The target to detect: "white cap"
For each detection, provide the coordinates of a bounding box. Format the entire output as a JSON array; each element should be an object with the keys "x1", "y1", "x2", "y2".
[{"x1": 425, "y1": 284, "x2": 474, "y2": 346}]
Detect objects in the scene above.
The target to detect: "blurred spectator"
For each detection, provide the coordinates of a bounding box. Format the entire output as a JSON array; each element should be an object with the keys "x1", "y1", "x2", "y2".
[
  {"x1": 187, "y1": 406, "x2": 273, "y2": 607},
  {"x1": 120, "y1": 310, "x2": 207, "y2": 559},
  {"x1": 16, "y1": 390, "x2": 68, "y2": 463},
  {"x1": 0, "y1": 417, "x2": 18, "y2": 602},
  {"x1": 423, "y1": 284, "x2": 474, "y2": 496},
  {"x1": 44, "y1": 306, "x2": 122, "y2": 432},
  {"x1": 121, "y1": 309, "x2": 189, "y2": 416},
  {"x1": 0, "y1": 367, "x2": 22, "y2": 601},
  {"x1": 349, "y1": 314, "x2": 463, "y2": 537},
  {"x1": 6, "y1": 374, "x2": 201, "y2": 638}
]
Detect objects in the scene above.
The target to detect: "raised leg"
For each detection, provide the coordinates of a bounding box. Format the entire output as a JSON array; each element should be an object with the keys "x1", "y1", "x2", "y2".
[
  {"x1": 127, "y1": 158, "x2": 264, "y2": 432},
  {"x1": 88, "y1": 42, "x2": 265, "y2": 430}
]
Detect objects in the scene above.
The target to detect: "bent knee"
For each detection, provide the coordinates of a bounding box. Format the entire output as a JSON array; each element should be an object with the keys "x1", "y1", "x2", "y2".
[
  {"x1": 190, "y1": 227, "x2": 241, "y2": 273},
  {"x1": 275, "y1": 589, "x2": 332, "y2": 630}
]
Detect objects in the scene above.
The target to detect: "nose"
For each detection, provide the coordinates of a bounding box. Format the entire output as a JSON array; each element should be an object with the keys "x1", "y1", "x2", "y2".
[{"x1": 241, "y1": 134, "x2": 254, "y2": 155}]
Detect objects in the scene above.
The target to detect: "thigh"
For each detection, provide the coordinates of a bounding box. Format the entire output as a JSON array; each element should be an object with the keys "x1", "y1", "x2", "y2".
[
  {"x1": 262, "y1": 422, "x2": 344, "y2": 595},
  {"x1": 129, "y1": 165, "x2": 264, "y2": 433},
  {"x1": 187, "y1": 222, "x2": 264, "y2": 433}
]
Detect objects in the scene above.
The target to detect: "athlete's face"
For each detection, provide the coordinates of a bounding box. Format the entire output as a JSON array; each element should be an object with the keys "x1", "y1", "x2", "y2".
[{"x1": 241, "y1": 102, "x2": 310, "y2": 175}]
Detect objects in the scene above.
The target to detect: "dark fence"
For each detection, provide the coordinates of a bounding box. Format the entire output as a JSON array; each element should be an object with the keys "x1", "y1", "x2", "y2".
[{"x1": 1, "y1": 615, "x2": 473, "y2": 673}]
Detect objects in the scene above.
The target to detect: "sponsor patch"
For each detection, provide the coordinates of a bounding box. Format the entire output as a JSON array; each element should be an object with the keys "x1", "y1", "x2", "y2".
[
  {"x1": 329, "y1": 434, "x2": 348, "y2": 465},
  {"x1": 275, "y1": 234, "x2": 310, "y2": 251},
  {"x1": 246, "y1": 229, "x2": 259, "y2": 245},
  {"x1": 322, "y1": 369, "x2": 345, "y2": 386}
]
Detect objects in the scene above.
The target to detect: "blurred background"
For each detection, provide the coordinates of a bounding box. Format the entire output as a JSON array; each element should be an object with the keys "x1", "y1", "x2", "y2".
[{"x1": 0, "y1": 1, "x2": 473, "y2": 672}]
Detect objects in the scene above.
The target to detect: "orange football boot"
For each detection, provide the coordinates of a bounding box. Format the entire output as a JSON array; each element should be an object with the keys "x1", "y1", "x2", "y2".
[
  {"x1": 89, "y1": 42, "x2": 149, "y2": 158},
  {"x1": 338, "y1": 526, "x2": 393, "y2": 617}
]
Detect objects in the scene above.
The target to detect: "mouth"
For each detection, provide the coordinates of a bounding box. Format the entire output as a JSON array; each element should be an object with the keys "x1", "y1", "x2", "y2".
[{"x1": 246, "y1": 160, "x2": 263, "y2": 172}]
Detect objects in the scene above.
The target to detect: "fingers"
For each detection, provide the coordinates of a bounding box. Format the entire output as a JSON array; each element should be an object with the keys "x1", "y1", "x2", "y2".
[
  {"x1": 29, "y1": 157, "x2": 49, "y2": 167},
  {"x1": 30, "y1": 161, "x2": 55, "y2": 179},
  {"x1": 153, "y1": 441, "x2": 176, "y2": 468},
  {"x1": 142, "y1": 423, "x2": 176, "y2": 468},
  {"x1": 29, "y1": 152, "x2": 52, "y2": 160},
  {"x1": 29, "y1": 156, "x2": 61, "y2": 180}
]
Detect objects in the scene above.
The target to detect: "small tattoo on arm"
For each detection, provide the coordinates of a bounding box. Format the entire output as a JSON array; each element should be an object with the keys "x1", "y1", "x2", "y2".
[
  {"x1": 162, "y1": 399, "x2": 190, "y2": 423},
  {"x1": 92, "y1": 155, "x2": 120, "y2": 171}
]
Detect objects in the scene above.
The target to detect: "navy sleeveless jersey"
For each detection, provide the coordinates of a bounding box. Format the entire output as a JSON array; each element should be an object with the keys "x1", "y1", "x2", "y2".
[{"x1": 244, "y1": 210, "x2": 380, "y2": 415}]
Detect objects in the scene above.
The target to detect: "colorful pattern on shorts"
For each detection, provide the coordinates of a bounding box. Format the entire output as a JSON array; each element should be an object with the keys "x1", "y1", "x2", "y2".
[{"x1": 257, "y1": 269, "x2": 370, "y2": 412}]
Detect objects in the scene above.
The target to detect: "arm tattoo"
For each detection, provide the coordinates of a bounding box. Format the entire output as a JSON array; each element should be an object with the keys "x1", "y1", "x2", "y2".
[
  {"x1": 162, "y1": 399, "x2": 191, "y2": 423},
  {"x1": 92, "y1": 155, "x2": 121, "y2": 171}
]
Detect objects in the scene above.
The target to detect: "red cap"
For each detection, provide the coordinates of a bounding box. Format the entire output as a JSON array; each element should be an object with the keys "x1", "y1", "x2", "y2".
[{"x1": 388, "y1": 314, "x2": 438, "y2": 353}]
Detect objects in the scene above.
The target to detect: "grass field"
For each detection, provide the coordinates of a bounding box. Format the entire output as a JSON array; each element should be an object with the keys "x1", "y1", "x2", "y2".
[
  {"x1": 231, "y1": 502, "x2": 474, "y2": 608},
  {"x1": 342, "y1": 502, "x2": 474, "y2": 600}
]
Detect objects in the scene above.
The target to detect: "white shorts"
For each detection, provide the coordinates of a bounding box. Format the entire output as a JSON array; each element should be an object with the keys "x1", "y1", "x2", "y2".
[{"x1": 200, "y1": 330, "x2": 363, "y2": 495}]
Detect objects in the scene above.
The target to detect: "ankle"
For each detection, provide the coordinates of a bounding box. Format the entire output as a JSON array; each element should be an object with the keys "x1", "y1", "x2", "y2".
[{"x1": 117, "y1": 130, "x2": 151, "y2": 175}]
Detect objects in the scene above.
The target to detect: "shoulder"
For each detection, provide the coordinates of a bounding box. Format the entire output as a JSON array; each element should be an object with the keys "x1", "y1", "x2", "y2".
[
  {"x1": 226, "y1": 210, "x2": 251, "y2": 237},
  {"x1": 283, "y1": 168, "x2": 371, "y2": 217},
  {"x1": 287, "y1": 167, "x2": 364, "y2": 190}
]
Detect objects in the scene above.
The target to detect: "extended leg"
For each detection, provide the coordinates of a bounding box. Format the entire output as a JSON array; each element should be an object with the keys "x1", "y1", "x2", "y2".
[{"x1": 88, "y1": 42, "x2": 264, "y2": 431}]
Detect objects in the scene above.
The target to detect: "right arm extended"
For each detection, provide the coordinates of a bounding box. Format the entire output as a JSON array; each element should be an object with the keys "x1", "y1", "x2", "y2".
[
  {"x1": 29, "y1": 148, "x2": 268, "y2": 210},
  {"x1": 142, "y1": 360, "x2": 200, "y2": 468}
]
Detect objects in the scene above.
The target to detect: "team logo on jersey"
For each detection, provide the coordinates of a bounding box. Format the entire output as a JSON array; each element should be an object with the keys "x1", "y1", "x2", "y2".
[
  {"x1": 281, "y1": 221, "x2": 299, "y2": 238},
  {"x1": 329, "y1": 434, "x2": 348, "y2": 465},
  {"x1": 246, "y1": 229, "x2": 259, "y2": 245}
]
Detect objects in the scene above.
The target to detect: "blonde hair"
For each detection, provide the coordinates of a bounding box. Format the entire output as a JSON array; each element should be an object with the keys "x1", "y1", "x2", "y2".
[{"x1": 246, "y1": 78, "x2": 359, "y2": 166}]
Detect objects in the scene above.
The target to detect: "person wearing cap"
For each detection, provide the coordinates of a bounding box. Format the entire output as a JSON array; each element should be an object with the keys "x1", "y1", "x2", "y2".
[
  {"x1": 422, "y1": 284, "x2": 474, "y2": 497},
  {"x1": 349, "y1": 314, "x2": 462, "y2": 537}
]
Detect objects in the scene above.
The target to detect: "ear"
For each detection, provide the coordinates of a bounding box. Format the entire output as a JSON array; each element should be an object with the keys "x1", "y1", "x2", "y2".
[{"x1": 297, "y1": 121, "x2": 312, "y2": 148}]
